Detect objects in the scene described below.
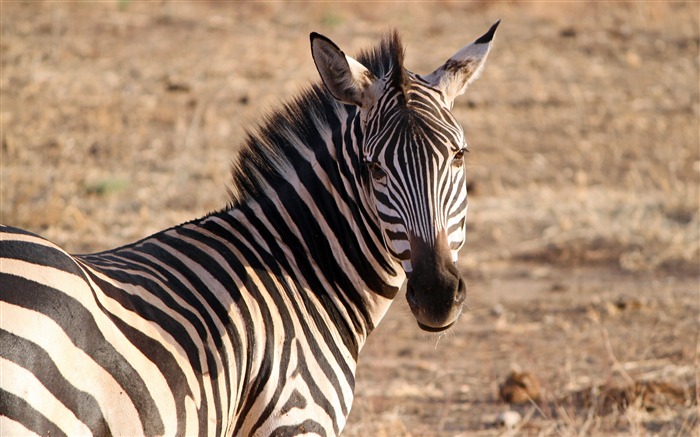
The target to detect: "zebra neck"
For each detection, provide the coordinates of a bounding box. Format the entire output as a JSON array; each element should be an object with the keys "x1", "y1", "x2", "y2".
[
  {"x1": 217, "y1": 119, "x2": 402, "y2": 343},
  {"x1": 216, "y1": 85, "x2": 407, "y2": 349}
]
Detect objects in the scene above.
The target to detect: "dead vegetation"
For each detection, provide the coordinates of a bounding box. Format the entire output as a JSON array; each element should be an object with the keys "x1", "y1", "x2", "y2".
[{"x1": 1, "y1": 1, "x2": 698, "y2": 435}]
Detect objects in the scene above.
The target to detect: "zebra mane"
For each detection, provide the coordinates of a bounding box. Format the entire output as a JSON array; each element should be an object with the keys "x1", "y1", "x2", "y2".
[
  {"x1": 356, "y1": 31, "x2": 406, "y2": 89},
  {"x1": 226, "y1": 32, "x2": 406, "y2": 207}
]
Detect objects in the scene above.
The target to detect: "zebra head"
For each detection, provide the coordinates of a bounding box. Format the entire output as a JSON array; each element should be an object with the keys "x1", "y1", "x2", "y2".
[{"x1": 311, "y1": 23, "x2": 499, "y2": 332}]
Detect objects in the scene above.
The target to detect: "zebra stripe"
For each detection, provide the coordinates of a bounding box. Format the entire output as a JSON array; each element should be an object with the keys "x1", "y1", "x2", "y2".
[{"x1": 1, "y1": 24, "x2": 498, "y2": 436}]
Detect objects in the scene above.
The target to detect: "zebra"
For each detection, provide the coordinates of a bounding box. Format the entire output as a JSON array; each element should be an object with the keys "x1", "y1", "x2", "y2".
[{"x1": 1, "y1": 22, "x2": 499, "y2": 437}]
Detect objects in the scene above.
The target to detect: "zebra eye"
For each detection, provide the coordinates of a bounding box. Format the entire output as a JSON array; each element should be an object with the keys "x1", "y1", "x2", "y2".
[
  {"x1": 452, "y1": 149, "x2": 467, "y2": 167},
  {"x1": 366, "y1": 162, "x2": 387, "y2": 182}
]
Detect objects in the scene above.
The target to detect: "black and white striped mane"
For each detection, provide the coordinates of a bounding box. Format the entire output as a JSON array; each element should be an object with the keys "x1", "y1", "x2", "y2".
[{"x1": 226, "y1": 32, "x2": 406, "y2": 206}]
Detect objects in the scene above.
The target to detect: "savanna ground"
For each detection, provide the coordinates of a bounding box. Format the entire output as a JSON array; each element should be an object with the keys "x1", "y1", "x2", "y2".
[{"x1": 1, "y1": 1, "x2": 698, "y2": 435}]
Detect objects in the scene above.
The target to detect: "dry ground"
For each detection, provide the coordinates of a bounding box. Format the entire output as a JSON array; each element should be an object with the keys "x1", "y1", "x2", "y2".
[{"x1": 1, "y1": 1, "x2": 698, "y2": 435}]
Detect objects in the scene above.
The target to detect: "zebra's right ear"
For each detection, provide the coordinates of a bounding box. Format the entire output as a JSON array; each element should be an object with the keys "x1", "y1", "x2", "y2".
[{"x1": 310, "y1": 32, "x2": 378, "y2": 108}]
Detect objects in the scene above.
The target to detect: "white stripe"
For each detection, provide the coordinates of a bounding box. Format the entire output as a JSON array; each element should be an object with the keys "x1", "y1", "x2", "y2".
[
  {"x1": 0, "y1": 415, "x2": 40, "y2": 437},
  {"x1": 0, "y1": 231, "x2": 60, "y2": 248},
  {"x1": 185, "y1": 395, "x2": 199, "y2": 437}
]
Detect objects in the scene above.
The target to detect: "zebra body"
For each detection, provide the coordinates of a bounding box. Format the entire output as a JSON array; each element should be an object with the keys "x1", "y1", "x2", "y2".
[{"x1": 1, "y1": 24, "x2": 498, "y2": 436}]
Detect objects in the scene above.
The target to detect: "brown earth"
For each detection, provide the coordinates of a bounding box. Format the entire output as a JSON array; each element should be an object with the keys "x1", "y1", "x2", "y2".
[{"x1": 1, "y1": 1, "x2": 698, "y2": 435}]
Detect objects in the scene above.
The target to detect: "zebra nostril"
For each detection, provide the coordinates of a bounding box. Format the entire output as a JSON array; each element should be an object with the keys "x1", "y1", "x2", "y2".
[
  {"x1": 456, "y1": 278, "x2": 467, "y2": 302},
  {"x1": 405, "y1": 288, "x2": 419, "y2": 310}
]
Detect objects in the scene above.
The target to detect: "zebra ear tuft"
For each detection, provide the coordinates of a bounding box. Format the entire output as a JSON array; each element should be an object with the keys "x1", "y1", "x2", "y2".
[
  {"x1": 423, "y1": 20, "x2": 500, "y2": 105},
  {"x1": 310, "y1": 32, "x2": 378, "y2": 108}
]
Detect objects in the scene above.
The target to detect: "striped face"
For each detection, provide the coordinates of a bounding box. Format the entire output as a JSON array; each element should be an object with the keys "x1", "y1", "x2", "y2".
[
  {"x1": 362, "y1": 75, "x2": 468, "y2": 273},
  {"x1": 360, "y1": 73, "x2": 470, "y2": 333},
  {"x1": 312, "y1": 23, "x2": 498, "y2": 331}
]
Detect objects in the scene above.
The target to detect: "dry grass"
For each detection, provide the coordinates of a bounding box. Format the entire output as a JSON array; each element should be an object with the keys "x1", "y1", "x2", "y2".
[
  {"x1": 463, "y1": 187, "x2": 699, "y2": 275},
  {"x1": 1, "y1": 1, "x2": 698, "y2": 435}
]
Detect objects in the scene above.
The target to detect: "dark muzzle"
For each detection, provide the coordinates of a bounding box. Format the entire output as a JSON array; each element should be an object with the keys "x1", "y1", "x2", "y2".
[{"x1": 405, "y1": 233, "x2": 466, "y2": 332}]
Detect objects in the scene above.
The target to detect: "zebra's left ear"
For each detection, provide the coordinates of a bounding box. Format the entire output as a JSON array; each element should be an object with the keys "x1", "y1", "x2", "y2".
[
  {"x1": 424, "y1": 20, "x2": 500, "y2": 105},
  {"x1": 310, "y1": 32, "x2": 379, "y2": 108}
]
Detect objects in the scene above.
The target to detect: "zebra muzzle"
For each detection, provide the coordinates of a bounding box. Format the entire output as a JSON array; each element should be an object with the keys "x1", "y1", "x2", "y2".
[{"x1": 405, "y1": 234, "x2": 466, "y2": 332}]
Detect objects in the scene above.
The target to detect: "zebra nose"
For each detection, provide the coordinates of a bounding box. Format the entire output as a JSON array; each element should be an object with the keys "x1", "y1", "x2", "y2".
[
  {"x1": 405, "y1": 259, "x2": 465, "y2": 332},
  {"x1": 405, "y1": 231, "x2": 467, "y2": 331}
]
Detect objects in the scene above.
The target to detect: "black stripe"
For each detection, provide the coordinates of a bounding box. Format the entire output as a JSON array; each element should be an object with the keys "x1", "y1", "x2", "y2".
[
  {"x1": 0, "y1": 240, "x2": 82, "y2": 276},
  {"x1": 270, "y1": 419, "x2": 328, "y2": 437},
  {"x1": 78, "y1": 256, "x2": 212, "y2": 371},
  {"x1": 236, "y1": 200, "x2": 351, "y2": 358},
  {"x1": 196, "y1": 213, "x2": 340, "y2": 434},
  {"x1": 248, "y1": 329, "x2": 294, "y2": 435},
  {"x1": 279, "y1": 389, "x2": 307, "y2": 415},
  {"x1": 291, "y1": 339, "x2": 336, "y2": 436},
  {"x1": 0, "y1": 225, "x2": 42, "y2": 238},
  {"x1": 86, "y1": 251, "x2": 217, "y2": 352},
  {"x1": 0, "y1": 389, "x2": 68, "y2": 437}
]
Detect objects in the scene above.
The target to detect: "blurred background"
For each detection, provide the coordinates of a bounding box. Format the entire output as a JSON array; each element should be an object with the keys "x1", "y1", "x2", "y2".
[{"x1": 1, "y1": 1, "x2": 698, "y2": 435}]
